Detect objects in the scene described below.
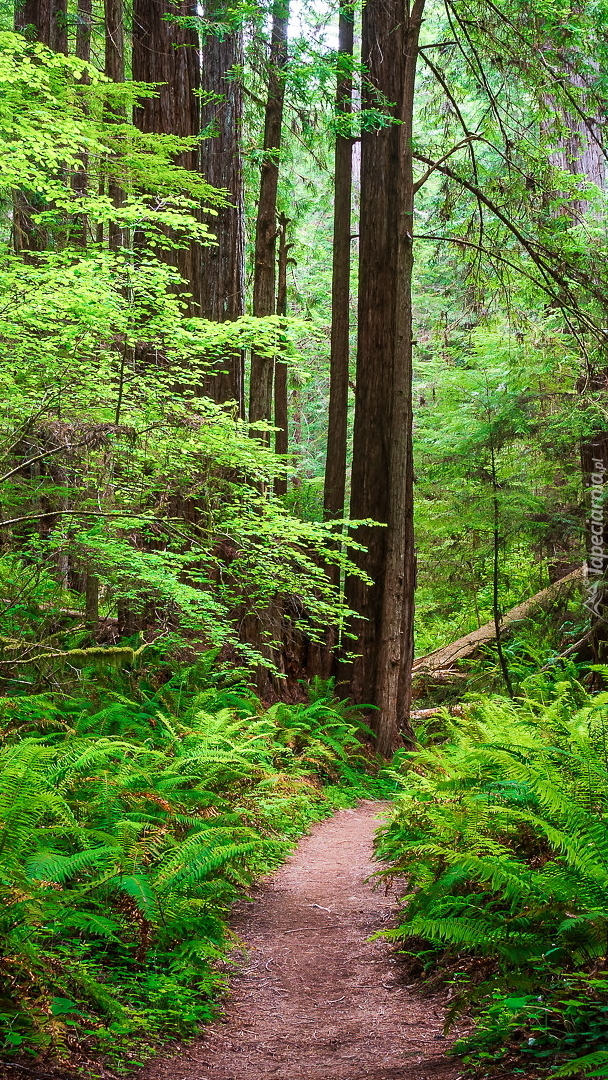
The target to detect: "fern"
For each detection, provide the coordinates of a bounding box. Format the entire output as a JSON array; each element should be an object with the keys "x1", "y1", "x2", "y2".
[
  {"x1": 377, "y1": 685, "x2": 608, "y2": 1070},
  {"x1": 0, "y1": 668, "x2": 376, "y2": 1060}
]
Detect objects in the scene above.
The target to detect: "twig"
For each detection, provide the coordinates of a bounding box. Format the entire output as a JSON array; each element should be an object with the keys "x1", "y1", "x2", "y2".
[{"x1": 282, "y1": 925, "x2": 335, "y2": 933}]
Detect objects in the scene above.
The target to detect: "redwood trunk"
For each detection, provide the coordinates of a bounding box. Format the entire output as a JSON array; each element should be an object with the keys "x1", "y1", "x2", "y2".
[
  {"x1": 105, "y1": 0, "x2": 125, "y2": 251},
  {"x1": 274, "y1": 212, "x2": 290, "y2": 496},
  {"x1": 17, "y1": 0, "x2": 67, "y2": 51},
  {"x1": 199, "y1": 3, "x2": 246, "y2": 412},
  {"x1": 249, "y1": 0, "x2": 289, "y2": 436},
  {"x1": 346, "y1": 0, "x2": 425, "y2": 755},
  {"x1": 132, "y1": 0, "x2": 201, "y2": 301},
  {"x1": 323, "y1": 4, "x2": 354, "y2": 521}
]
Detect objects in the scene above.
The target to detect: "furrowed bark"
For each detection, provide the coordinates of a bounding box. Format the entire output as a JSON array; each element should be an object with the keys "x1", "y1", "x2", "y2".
[
  {"x1": 249, "y1": 0, "x2": 289, "y2": 438},
  {"x1": 199, "y1": 0, "x2": 246, "y2": 413},
  {"x1": 274, "y1": 211, "x2": 290, "y2": 496},
  {"x1": 346, "y1": 0, "x2": 425, "y2": 755},
  {"x1": 132, "y1": 0, "x2": 201, "y2": 304},
  {"x1": 324, "y1": 3, "x2": 354, "y2": 522}
]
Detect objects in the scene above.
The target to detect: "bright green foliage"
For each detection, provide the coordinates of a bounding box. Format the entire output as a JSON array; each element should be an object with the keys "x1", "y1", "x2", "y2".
[
  {"x1": 0, "y1": 30, "x2": 370, "y2": 679},
  {"x1": 0, "y1": 658, "x2": 385, "y2": 1062},
  {"x1": 375, "y1": 677, "x2": 608, "y2": 1071}
]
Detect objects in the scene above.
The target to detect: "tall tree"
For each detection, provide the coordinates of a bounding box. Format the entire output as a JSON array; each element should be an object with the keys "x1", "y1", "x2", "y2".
[
  {"x1": 75, "y1": 0, "x2": 92, "y2": 60},
  {"x1": 346, "y1": 0, "x2": 425, "y2": 755},
  {"x1": 105, "y1": 0, "x2": 125, "y2": 251},
  {"x1": 132, "y1": 0, "x2": 201, "y2": 301},
  {"x1": 274, "y1": 211, "x2": 290, "y2": 496},
  {"x1": 16, "y1": 0, "x2": 67, "y2": 52},
  {"x1": 323, "y1": 2, "x2": 354, "y2": 522},
  {"x1": 249, "y1": 0, "x2": 290, "y2": 437},
  {"x1": 199, "y1": 3, "x2": 246, "y2": 413},
  {"x1": 14, "y1": 0, "x2": 68, "y2": 251}
]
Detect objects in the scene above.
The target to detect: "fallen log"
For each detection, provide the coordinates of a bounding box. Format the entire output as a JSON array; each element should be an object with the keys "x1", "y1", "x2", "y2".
[{"x1": 413, "y1": 567, "x2": 583, "y2": 675}]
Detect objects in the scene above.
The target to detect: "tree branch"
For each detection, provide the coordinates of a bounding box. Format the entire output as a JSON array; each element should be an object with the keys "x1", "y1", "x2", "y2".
[
  {"x1": 412, "y1": 152, "x2": 608, "y2": 340},
  {"x1": 0, "y1": 510, "x2": 154, "y2": 528},
  {"x1": 0, "y1": 442, "x2": 89, "y2": 485},
  {"x1": 413, "y1": 135, "x2": 481, "y2": 193}
]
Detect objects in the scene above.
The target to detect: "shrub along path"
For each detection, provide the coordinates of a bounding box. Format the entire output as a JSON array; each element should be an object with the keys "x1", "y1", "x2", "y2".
[{"x1": 143, "y1": 801, "x2": 462, "y2": 1080}]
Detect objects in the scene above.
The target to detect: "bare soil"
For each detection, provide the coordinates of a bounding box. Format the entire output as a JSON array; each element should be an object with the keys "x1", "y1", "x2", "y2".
[{"x1": 141, "y1": 801, "x2": 464, "y2": 1080}]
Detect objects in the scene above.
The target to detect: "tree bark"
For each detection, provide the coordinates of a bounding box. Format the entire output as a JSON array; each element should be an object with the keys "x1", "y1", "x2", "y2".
[
  {"x1": 17, "y1": 0, "x2": 67, "y2": 51},
  {"x1": 345, "y1": 0, "x2": 425, "y2": 756},
  {"x1": 323, "y1": 4, "x2": 354, "y2": 522},
  {"x1": 249, "y1": 0, "x2": 289, "y2": 437},
  {"x1": 274, "y1": 211, "x2": 290, "y2": 496},
  {"x1": 75, "y1": 0, "x2": 92, "y2": 60},
  {"x1": 544, "y1": 65, "x2": 605, "y2": 220},
  {"x1": 199, "y1": 2, "x2": 246, "y2": 412},
  {"x1": 105, "y1": 0, "x2": 125, "y2": 251},
  {"x1": 132, "y1": 0, "x2": 201, "y2": 302}
]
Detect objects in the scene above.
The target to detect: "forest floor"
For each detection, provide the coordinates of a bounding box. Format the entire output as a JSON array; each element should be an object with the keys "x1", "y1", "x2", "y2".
[{"x1": 140, "y1": 801, "x2": 464, "y2": 1080}]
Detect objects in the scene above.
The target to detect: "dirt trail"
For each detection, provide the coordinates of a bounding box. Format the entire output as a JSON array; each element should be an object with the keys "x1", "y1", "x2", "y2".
[{"x1": 143, "y1": 801, "x2": 463, "y2": 1080}]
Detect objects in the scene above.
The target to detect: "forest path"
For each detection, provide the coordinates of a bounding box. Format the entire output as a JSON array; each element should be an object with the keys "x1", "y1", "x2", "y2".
[{"x1": 142, "y1": 801, "x2": 463, "y2": 1080}]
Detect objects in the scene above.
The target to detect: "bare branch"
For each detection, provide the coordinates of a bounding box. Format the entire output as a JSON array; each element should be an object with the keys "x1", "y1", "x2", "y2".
[{"x1": 413, "y1": 135, "x2": 481, "y2": 193}]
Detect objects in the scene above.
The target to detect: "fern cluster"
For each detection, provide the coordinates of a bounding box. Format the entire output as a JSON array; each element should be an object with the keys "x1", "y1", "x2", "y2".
[
  {"x1": 0, "y1": 659, "x2": 383, "y2": 1067},
  {"x1": 376, "y1": 674, "x2": 608, "y2": 1074}
]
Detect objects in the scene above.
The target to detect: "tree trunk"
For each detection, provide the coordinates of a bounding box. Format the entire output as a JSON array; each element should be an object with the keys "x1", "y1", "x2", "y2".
[
  {"x1": 132, "y1": 0, "x2": 201, "y2": 301},
  {"x1": 14, "y1": 0, "x2": 67, "y2": 250},
  {"x1": 75, "y1": 0, "x2": 92, "y2": 60},
  {"x1": 580, "y1": 423, "x2": 608, "y2": 657},
  {"x1": 199, "y1": 2, "x2": 246, "y2": 413},
  {"x1": 105, "y1": 0, "x2": 124, "y2": 90},
  {"x1": 17, "y1": 0, "x2": 67, "y2": 51},
  {"x1": 274, "y1": 212, "x2": 290, "y2": 496},
  {"x1": 104, "y1": 0, "x2": 125, "y2": 251},
  {"x1": 323, "y1": 4, "x2": 354, "y2": 522},
  {"x1": 345, "y1": 0, "x2": 425, "y2": 756},
  {"x1": 544, "y1": 65, "x2": 605, "y2": 220},
  {"x1": 71, "y1": 0, "x2": 92, "y2": 245},
  {"x1": 547, "y1": 59, "x2": 608, "y2": 649},
  {"x1": 249, "y1": 0, "x2": 289, "y2": 437}
]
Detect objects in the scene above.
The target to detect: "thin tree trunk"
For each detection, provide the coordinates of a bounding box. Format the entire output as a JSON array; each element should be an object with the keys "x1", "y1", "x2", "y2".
[
  {"x1": 14, "y1": 0, "x2": 66, "y2": 250},
  {"x1": 489, "y1": 439, "x2": 514, "y2": 696},
  {"x1": 75, "y1": 0, "x2": 92, "y2": 60},
  {"x1": 249, "y1": 0, "x2": 289, "y2": 437},
  {"x1": 324, "y1": 4, "x2": 354, "y2": 521},
  {"x1": 85, "y1": 571, "x2": 99, "y2": 631},
  {"x1": 274, "y1": 212, "x2": 290, "y2": 496},
  {"x1": 345, "y1": 0, "x2": 425, "y2": 756},
  {"x1": 199, "y1": 2, "x2": 246, "y2": 412}
]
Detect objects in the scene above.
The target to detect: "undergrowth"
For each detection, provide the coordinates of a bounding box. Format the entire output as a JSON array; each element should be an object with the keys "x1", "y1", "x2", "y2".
[
  {"x1": 377, "y1": 665, "x2": 608, "y2": 1078},
  {"x1": 0, "y1": 655, "x2": 390, "y2": 1075}
]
